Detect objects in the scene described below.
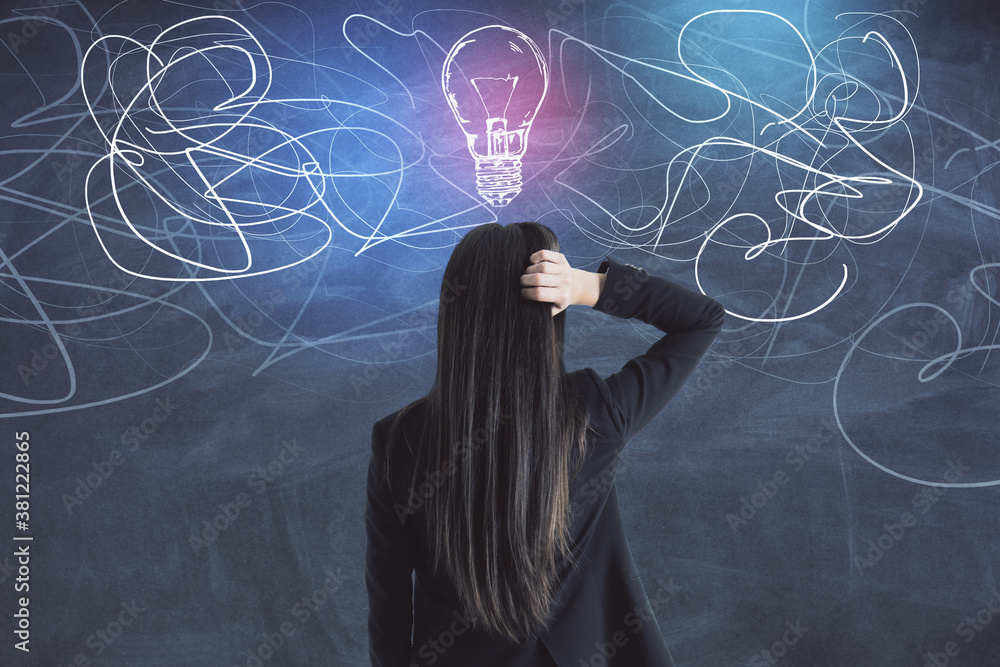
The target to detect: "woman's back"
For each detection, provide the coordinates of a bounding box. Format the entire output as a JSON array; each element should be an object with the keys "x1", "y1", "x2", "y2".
[{"x1": 366, "y1": 224, "x2": 725, "y2": 666}]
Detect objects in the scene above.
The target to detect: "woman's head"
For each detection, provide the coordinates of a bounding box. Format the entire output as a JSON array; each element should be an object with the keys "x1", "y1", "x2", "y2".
[{"x1": 436, "y1": 221, "x2": 566, "y2": 389}]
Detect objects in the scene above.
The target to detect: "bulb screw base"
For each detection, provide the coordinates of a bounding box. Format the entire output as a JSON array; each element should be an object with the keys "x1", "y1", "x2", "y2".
[{"x1": 475, "y1": 157, "x2": 522, "y2": 207}]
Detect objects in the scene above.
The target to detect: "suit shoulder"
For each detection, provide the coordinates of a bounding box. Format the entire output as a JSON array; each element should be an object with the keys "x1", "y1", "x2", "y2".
[{"x1": 372, "y1": 398, "x2": 427, "y2": 456}]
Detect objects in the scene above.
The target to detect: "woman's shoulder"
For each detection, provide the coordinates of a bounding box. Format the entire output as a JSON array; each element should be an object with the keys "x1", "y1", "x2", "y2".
[
  {"x1": 374, "y1": 397, "x2": 428, "y2": 447},
  {"x1": 378, "y1": 394, "x2": 428, "y2": 424},
  {"x1": 369, "y1": 399, "x2": 428, "y2": 496}
]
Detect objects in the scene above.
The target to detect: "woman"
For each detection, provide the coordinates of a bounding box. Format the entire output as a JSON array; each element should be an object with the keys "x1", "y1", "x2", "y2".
[{"x1": 366, "y1": 222, "x2": 725, "y2": 666}]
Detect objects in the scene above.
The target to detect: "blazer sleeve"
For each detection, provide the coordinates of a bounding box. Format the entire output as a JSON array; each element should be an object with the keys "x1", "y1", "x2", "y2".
[
  {"x1": 365, "y1": 418, "x2": 415, "y2": 667},
  {"x1": 588, "y1": 256, "x2": 726, "y2": 442}
]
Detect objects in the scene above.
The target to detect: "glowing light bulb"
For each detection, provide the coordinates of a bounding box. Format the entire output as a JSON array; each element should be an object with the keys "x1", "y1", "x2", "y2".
[{"x1": 442, "y1": 25, "x2": 548, "y2": 207}]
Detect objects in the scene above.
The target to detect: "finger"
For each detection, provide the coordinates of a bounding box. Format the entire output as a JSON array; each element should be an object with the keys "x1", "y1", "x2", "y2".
[
  {"x1": 523, "y1": 260, "x2": 560, "y2": 275},
  {"x1": 520, "y1": 286, "x2": 556, "y2": 303},
  {"x1": 528, "y1": 249, "x2": 564, "y2": 265},
  {"x1": 520, "y1": 271, "x2": 560, "y2": 288}
]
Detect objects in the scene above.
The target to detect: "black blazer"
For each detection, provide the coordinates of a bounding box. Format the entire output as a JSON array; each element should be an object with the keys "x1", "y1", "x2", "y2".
[{"x1": 366, "y1": 257, "x2": 726, "y2": 666}]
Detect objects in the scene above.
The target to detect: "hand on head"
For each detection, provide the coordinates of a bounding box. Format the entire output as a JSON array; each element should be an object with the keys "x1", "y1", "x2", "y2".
[{"x1": 519, "y1": 249, "x2": 578, "y2": 316}]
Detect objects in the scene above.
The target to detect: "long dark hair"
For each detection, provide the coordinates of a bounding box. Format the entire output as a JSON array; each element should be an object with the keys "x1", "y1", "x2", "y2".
[{"x1": 386, "y1": 221, "x2": 591, "y2": 642}]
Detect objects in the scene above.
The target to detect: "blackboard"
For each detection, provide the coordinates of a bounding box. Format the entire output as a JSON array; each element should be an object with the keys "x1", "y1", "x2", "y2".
[{"x1": 1, "y1": 0, "x2": 998, "y2": 665}]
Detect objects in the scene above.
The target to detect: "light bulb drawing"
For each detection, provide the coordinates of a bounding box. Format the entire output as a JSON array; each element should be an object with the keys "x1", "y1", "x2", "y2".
[{"x1": 441, "y1": 25, "x2": 548, "y2": 207}]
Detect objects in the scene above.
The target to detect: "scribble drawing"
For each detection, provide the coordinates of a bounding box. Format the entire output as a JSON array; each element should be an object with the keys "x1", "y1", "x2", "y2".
[
  {"x1": 6, "y1": 3, "x2": 996, "y2": 476},
  {"x1": 82, "y1": 15, "x2": 336, "y2": 281},
  {"x1": 548, "y1": 10, "x2": 926, "y2": 324}
]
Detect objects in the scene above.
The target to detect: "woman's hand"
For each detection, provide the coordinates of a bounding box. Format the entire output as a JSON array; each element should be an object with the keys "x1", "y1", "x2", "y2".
[{"x1": 520, "y1": 250, "x2": 605, "y2": 316}]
